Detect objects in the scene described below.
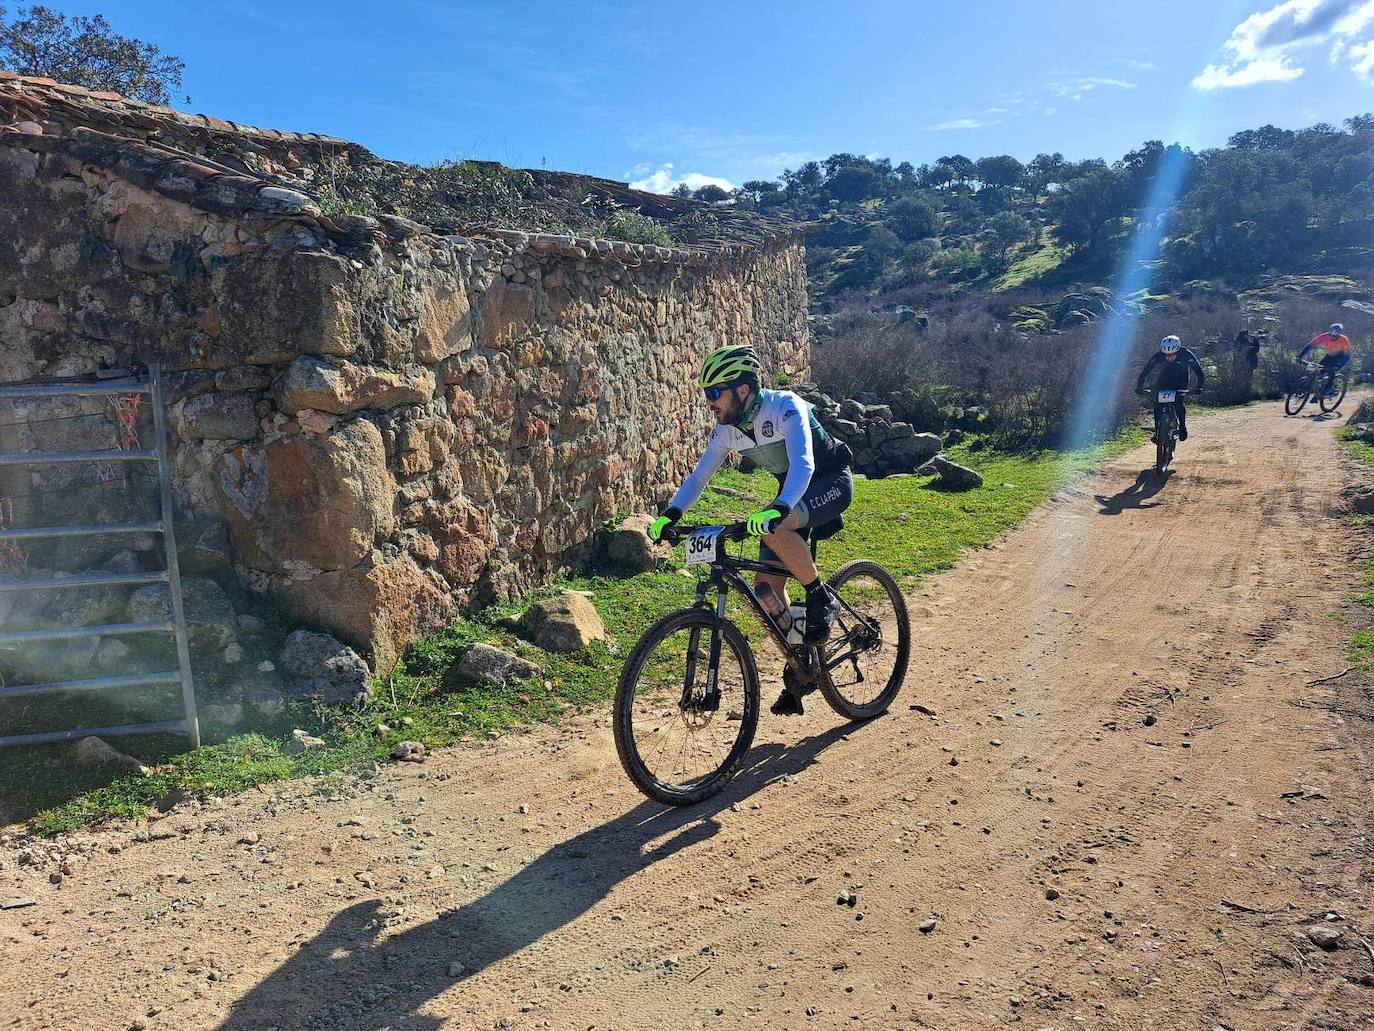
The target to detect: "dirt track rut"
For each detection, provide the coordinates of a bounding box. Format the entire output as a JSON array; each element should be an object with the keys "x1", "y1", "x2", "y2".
[{"x1": 2, "y1": 400, "x2": 1372, "y2": 1030}]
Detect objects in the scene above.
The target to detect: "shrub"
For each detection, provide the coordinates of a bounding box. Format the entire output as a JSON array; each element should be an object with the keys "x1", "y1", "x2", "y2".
[{"x1": 601, "y1": 210, "x2": 673, "y2": 247}]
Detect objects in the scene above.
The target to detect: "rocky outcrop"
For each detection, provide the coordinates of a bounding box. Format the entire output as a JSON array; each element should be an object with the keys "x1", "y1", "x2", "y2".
[
  {"x1": 457, "y1": 644, "x2": 543, "y2": 688},
  {"x1": 795, "y1": 385, "x2": 942, "y2": 478}
]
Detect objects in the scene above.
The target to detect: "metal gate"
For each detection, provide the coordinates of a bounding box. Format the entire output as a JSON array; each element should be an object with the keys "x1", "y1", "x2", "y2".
[{"x1": 0, "y1": 362, "x2": 200, "y2": 748}]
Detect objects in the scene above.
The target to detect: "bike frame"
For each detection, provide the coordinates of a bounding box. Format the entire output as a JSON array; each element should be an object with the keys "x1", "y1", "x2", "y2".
[{"x1": 675, "y1": 527, "x2": 877, "y2": 684}]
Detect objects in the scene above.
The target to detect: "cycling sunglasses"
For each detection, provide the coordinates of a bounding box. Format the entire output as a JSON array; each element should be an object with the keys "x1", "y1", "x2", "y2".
[{"x1": 703, "y1": 385, "x2": 730, "y2": 401}]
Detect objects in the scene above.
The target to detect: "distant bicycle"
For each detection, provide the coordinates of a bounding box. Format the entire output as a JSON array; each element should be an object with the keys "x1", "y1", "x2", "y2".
[
  {"x1": 612, "y1": 517, "x2": 910, "y2": 805},
  {"x1": 1136, "y1": 387, "x2": 1190, "y2": 475},
  {"x1": 1285, "y1": 361, "x2": 1347, "y2": 415}
]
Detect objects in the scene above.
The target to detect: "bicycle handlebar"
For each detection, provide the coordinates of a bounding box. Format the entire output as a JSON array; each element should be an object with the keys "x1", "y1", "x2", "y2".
[{"x1": 661, "y1": 521, "x2": 757, "y2": 545}]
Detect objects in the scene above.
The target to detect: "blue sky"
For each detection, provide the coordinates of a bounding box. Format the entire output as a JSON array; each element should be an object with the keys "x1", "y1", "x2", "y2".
[{"x1": 69, "y1": 1, "x2": 1374, "y2": 192}]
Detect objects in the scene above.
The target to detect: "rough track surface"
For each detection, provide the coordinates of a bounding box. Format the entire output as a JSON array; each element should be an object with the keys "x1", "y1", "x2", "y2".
[{"x1": 2, "y1": 401, "x2": 1372, "y2": 1030}]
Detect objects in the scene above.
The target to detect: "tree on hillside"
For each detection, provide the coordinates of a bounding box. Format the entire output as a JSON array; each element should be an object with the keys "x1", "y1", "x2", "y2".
[
  {"x1": 692, "y1": 184, "x2": 729, "y2": 204},
  {"x1": 671, "y1": 183, "x2": 692, "y2": 199},
  {"x1": 827, "y1": 162, "x2": 885, "y2": 202},
  {"x1": 1049, "y1": 166, "x2": 1126, "y2": 252},
  {"x1": 782, "y1": 161, "x2": 823, "y2": 197},
  {"x1": 886, "y1": 195, "x2": 938, "y2": 241},
  {"x1": 1026, "y1": 152, "x2": 1066, "y2": 202},
  {"x1": 975, "y1": 154, "x2": 1025, "y2": 192},
  {"x1": 0, "y1": 3, "x2": 185, "y2": 103},
  {"x1": 935, "y1": 154, "x2": 976, "y2": 191},
  {"x1": 982, "y1": 210, "x2": 1034, "y2": 266}
]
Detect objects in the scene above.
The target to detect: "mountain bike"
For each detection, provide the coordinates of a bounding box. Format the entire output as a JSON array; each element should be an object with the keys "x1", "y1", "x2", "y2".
[
  {"x1": 1137, "y1": 387, "x2": 1190, "y2": 474},
  {"x1": 1284, "y1": 360, "x2": 1348, "y2": 415},
  {"x1": 612, "y1": 518, "x2": 910, "y2": 805}
]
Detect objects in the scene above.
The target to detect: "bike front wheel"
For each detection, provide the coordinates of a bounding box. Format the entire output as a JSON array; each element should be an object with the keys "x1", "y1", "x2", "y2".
[
  {"x1": 818, "y1": 560, "x2": 911, "y2": 720},
  {"x1": 613, "y1": 609, "x2": 760, "y2": 806},
  {"x1": 1285, "y1": 381, "x2": 1311, "y2": 415},
  {"x1": 1320, "y1": 373, "x2": 1348, "y2": 413}
]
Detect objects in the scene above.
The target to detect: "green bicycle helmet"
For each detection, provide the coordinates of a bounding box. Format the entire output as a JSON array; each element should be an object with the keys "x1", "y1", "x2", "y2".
[{"x1": 699, "y1": 345, "x2": 762, "y2": 389}]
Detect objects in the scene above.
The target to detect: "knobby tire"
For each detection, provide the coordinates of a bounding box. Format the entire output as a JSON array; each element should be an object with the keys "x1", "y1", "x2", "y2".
[
  {"x1": 613, "y1": 608, "x2": 759, "y2": 806},
  {"x1": 818, "y1": 559, "x2": 911, "y2": 720}
]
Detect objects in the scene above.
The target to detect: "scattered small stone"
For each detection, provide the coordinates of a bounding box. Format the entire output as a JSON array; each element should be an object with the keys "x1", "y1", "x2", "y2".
[
  {"x1": 1, "y1": 898, "x2": 37, "y2": 910},
  {"x1": 238, "y1": 832, "x2": 260, "y2": 845},
  {"x1": 448, "y1": 961, "x2": 467, "y2": 977},
  {"x1": 910, "y1": 703, "x2": 936, "y2": 716},
  {"x1": 373, "y1": 724, "x2": 392, "y2": 737},
  {"x1": 1306, "y1": 926, "x2": 1342, "y2": 950},
  {"x1": 1143, "y1": 713, "x2": 1157, "y2": 727},
  {"x1": 283, "y1": 729, "x2": 325, "y2": 755},
  {"x1": 391, "y1": 741, "x2": 426, "y2": 762},
  {"x1": 918, "y1": 919, "x2": 937, "y2": 933},
  {"x1": 1045, "y1": 888, "x2": 1061, "y2": 901}
]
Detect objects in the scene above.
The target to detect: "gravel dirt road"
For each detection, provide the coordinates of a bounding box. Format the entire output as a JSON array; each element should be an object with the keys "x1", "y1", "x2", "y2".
[{"x1": 3, "y1": 400, "x2": 1372, "y2": 1030}]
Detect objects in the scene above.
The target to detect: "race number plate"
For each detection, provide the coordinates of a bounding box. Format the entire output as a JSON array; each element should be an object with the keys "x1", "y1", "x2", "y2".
[
  {"x1": 1156, "y1": 389, "x2": 1177, "y2": 403},
  {"x1": 685, "y1": 528, "x2": 723, "y2": 567}
]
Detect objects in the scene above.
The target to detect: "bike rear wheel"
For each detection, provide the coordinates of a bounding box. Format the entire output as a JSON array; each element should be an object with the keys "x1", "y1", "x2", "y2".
[
  {"x1": 1319, "y1": 373, "x2": 1348, "y2": 413},
  {"x1": 1285, "y1": 381, "x2": 1311, "y2": 415},
  {"x1": 818, "y1": 560, "x2": 911, "y2": 720},
  {"x1": 613, "y1": 609, "x2": 759, "y2": 806},
  {"x1": 1155, "y1": 440, "x2": 1168, "y2": 474}
]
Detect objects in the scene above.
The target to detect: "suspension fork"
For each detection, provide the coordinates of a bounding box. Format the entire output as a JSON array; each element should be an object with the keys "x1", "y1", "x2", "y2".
[{"x1": 682, "y1": 577, "x2": 727, "y2": 709}]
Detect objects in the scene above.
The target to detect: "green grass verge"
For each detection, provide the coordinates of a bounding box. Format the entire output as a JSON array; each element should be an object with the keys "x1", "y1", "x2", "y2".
[
  {"x1": 19, "y1": 430, "x2": 1142, "y2": 835},
  {"x1": 1337, "y1": 427, "x2": 1374, "y2": 669}
]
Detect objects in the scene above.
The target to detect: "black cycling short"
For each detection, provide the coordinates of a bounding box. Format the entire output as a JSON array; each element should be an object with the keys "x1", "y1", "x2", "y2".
[{"x1": 760, "y1": 467, "x2": 853, "y2": 564}]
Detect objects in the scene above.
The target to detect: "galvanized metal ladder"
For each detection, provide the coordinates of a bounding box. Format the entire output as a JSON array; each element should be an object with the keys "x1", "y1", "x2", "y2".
[{"x1": 0, "y1": 362, "x2": 200, "y2": 748}]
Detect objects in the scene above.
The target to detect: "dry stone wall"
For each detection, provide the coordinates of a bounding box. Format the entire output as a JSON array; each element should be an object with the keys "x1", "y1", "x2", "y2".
[{"x1": 0, "y1": 121, "x2": 809, "y2": 670}]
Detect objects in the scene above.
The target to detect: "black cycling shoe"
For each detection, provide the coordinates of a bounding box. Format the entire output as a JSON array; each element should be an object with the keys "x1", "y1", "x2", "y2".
[
  {"x1": 803, "y1": 586, "x2": 840, "y2": 645},
  {"x1": 770, "y1": 688, "x2": 805, "y2": 717},
  {"x1": 1178, "y1": 428, "x2": 1188, "y2": 441}
]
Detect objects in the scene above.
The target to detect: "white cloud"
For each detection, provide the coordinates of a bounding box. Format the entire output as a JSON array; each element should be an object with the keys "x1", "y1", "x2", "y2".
[
  {"x1": 925, "y1": 118, "x2": 986, "y2": 131},
  {"x1": 1047, "y1": 76, "x2": 1136, "y2": 100},
  {"x1": 1345, "y1": 37, "x2": 1374, "y2": 78},
  {"x1": 1194, "y1": 0, "x2": 1374, "y2": 90},
  {"x1": 1123, "y1": 58, "x2": 1157, "y2": 70},
  {"x1": 627, "y1": 162, "x2": 734, "y2": 195}
]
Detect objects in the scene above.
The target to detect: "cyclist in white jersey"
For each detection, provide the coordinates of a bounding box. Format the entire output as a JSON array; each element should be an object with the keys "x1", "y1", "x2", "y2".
[{"x1": 649, "y1": 345, "x2": 854, "y2": 716}]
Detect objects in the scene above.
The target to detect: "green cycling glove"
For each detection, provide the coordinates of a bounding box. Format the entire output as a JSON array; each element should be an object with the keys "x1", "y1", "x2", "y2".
[
  {"x1": 649, "y1": 507, "x2": 682, "y2": 542},
  {"x1": 745, "y1": 508, "x2": 783, "y2": 537}
]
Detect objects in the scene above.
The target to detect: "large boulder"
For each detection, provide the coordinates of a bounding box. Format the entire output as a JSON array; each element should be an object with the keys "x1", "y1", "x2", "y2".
[
  {"x1": 457, "y1": 643, "x2": 543, "y2": 688},
  {"x1": 175, "y1": 519, "x2": 233, "y2": 576},
  {"x1": 277, "y1": 629, "x2": 372, "y2": 705},
  {"x1": 918, "y1": 455, "x2": 985, "y2": 491},
  {"x1": 604, "y1": 514, "x2": 671, "y2": 573},
  {"x1": 217, "y1": 418, "x2": 396, "y2": 573},
  {"x1": 878, "y1": 432, "x2": 942, "y2": 472},
  {"x1": 275, "y1": 556, "x2": 455, "y2": 672},
  {"x1": 519, "y1": 592, "x2": 607, "y2": 653},
  {"x1": 272, "y1": 356, "x2": 435, "y2": 415},
  {"x1": 127, "y1": 577, "x2": 237, "y2": 653},
  {"x1": 179, "y1": 392, "x2": 260, "y2": 440}
]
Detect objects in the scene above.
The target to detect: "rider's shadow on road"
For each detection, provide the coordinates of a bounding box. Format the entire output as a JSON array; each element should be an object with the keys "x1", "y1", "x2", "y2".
[
  {"x1": 1095, "y1": 469, "x2": 1171, "y2": 515},
  {"x1": 217, "y1": 723, "x2": 857, "y2": 1031}
]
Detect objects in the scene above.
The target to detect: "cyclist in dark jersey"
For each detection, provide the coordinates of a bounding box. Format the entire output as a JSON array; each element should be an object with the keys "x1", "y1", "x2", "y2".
[
  {"x1": 1135, "y1": 335, "x2": 1205, "y2": 442},
  {"x1": 650, "y1": 345, "x2": 854, "y2": 716}
]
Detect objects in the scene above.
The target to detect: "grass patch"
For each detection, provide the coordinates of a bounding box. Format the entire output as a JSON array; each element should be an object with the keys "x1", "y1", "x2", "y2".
[
  {"x1": 19, "y1": 430, "x2": 1142, "y2": 835},
  {"x1": 989, "y1": 231, "x2": 1069, "y2": 291},
  {"x1": 1337, "y1": 427, "x2": 1374, "y2": 668}
]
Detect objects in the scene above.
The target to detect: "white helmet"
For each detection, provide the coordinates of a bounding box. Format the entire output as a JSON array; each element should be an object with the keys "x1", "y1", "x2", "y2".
[
  {"x1": 1160, "y1": 335, "x2": 1181, "y2": 354},
  {"x1": 1330, "y1": 323, "x2": 1344, "y2": 336}
]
